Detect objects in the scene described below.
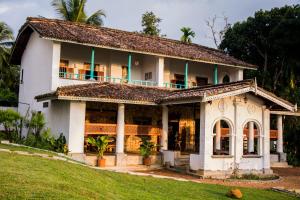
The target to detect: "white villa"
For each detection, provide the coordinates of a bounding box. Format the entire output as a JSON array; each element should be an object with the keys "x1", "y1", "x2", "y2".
[{"x1": 10, "y1": 17, "x2": 299, "y2": 177}]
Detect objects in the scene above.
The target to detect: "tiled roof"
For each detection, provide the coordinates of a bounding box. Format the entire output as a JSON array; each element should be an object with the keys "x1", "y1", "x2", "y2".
[
  {"x1": 35, "y1": 80, "x2": 295, "y2": 111},
  {"x1": 35, "y1": 82, "x2": 171, "y2": 104},
  {"x1": 11, "y1": 17, "x2": 257, "y2": 69},
  {"x1": 160, "y1": 79, "x2": 255, "y2": 103}
]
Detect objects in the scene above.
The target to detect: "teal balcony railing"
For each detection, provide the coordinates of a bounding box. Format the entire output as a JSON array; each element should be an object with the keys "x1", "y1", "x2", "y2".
[
  {"x1": 163, "y1": 82, "x2": 185, "y2": 89},
  {"x1": 59, "y1": 72, "x2": 159, "y2": 87}
]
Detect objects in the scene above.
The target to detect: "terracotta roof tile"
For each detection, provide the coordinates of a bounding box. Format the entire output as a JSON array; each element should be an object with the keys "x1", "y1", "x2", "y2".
[{"x1": 11, "y1": 17, "x2": 257, "y2": 69}]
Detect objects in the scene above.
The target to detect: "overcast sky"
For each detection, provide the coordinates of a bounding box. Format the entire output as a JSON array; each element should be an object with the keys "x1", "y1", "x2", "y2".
[{"x1": 0, "y1": 0, "x2": 298, "y2": 48}]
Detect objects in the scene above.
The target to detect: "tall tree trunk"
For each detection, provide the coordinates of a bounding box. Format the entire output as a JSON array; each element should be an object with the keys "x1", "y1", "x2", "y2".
[{"x1": 261, "y1": 52, "x2": 268, "y2": 87}]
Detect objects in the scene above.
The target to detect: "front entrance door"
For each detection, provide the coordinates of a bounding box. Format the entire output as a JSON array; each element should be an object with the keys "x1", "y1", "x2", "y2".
[{"x1": 168, "y1": 121, "x2": 179, "y2": 151}]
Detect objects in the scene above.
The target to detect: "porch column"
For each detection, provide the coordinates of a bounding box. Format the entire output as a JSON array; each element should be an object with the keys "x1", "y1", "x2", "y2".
[
  {"x1": 248, "y1": 121, "x2": 254, "y2": 153},
  {"x1": 185, "y1": 61, "x2": 188, "y2": 89},
  {"x1": 277, "y1": 115, "x2": 283, "y2": 153},
  {"x1": 157, "y1": 57, "x2": 164, "y2": 87},
  {"x1": 161, "y1": 105, "x2": 168, "y2": 151},
  {"x1": 90, "y1": 47, "x2": 95, "y2": 80},
  {"x1": 213, "y1": 64, "x2": 218, "y2": 85},
  {"x1": 68, "y1": 101, "x2": 86, "y2": 156},
  {"x1": 215, "y1": 120, "x2": 221, "y2": 151},
  {"x1": 116, "y1": 104, "x2": 125, "y2": 154},
  {"x1": 127, "y1": 54, "x2": 132, "y2": 82}
]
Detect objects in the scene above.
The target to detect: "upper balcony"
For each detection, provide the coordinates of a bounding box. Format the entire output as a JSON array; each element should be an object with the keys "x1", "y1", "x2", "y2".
[{"x1": 57, "y1": 42, "x2": 245, "y2": 89}]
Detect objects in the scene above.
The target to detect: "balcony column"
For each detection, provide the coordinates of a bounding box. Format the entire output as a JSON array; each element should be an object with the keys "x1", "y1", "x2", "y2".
[
  {"x1": 127, "y1": 54, "x2": 132, "y2": 83},
  {"x1": 215, "y1": 120, "x2": 221, "y2": 151},
  {"x1": 185, "y1": 61, "x2": 188, "y2": 89},
  {"x1": 161, "y1": 105, "x2": 168, "y2": 151},
  {"x1": 157, "y1": 57, "x2": 164, "y2": 87},
  {"x1": 90, "y1": 47, "x2": 95, "y2": 80},
  {"x1": 248, "y1": 121, "x2": 254, "y2": 153},
  {"x1": 277, "y1": 115, "x2": 283, "y2": 153},
  {"x1": 213, "y1": 64, "x2": 218, "y2": 85}
]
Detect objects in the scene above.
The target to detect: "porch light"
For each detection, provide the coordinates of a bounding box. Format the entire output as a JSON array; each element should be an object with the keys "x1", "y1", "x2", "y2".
[{"x1": 134, "y1": 60, "x2": 139, "y2": 66}]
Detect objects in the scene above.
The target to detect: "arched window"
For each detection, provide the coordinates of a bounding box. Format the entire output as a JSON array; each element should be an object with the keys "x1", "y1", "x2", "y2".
[
  {"x1": 213, "y1": 119, "x2": 231, "y2": 155},
  {"x1": 222, "y1": 75, "x2": 230, "y2": 83},
  {"x1": 243, "y1": 121, "x2": 260, "y2": 155}
]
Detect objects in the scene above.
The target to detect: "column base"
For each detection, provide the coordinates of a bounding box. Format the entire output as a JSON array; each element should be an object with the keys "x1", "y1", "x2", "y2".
[
  {"x1": 116, "y1": 153, "x2": 127, "y2": 167},
  {"x1": 278, "y1": 152, "x2": 287, "y2": 162}
]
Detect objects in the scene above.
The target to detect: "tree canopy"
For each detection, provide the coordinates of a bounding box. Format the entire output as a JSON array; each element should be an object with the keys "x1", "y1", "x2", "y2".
[
  {"x1": 0, "y1": 22, "x2": 19, "y2": 106},
  {"x1": 180, "y1": 27, "x2": 195, "y2": 44},
  {"x1": 51, "y1": 0, "x2": 106, "y2": 26},
  {"x1": 141, "y1": 11, "x2": 163, "y2": 36},
  {"x1": 219, "y1": 5, "x2": 300, "y2": 166}
]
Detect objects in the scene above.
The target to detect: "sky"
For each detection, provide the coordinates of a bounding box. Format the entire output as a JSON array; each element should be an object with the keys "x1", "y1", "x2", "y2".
[{"x1": 0, "y1": 0, "x2": 299, "y2": 48}]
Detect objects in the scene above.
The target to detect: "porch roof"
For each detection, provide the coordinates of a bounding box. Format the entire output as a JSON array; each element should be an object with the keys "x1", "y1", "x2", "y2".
[
  {"x1": 35, "y1": 79, "x2": 297, "y2": 112},
  {"x1": 11, "y1": 17, "x2": 256, "y2": 69}
]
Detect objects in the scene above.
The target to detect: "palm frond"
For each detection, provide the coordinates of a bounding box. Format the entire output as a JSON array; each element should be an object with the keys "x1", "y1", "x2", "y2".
[
  {"x1": 0, "y1": 22, "x2": 13, "y2": 42},
  {"x1": 86, "y1": 9, "x2": 106, "y2": 26},
  {"x1": 51, "y1": 0, "x2": 71, "y2": 20}
]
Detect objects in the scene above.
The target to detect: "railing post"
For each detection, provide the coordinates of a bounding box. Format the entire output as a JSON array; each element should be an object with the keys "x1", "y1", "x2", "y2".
[
  {"x1": 185, "y1": 61, "x2": 188, "y2": 89},
  {"x1": 213, "y1": 64, "x2": 218, "y2": 85},
  {"x1": 128, "y1": 53, "x2": 132, "y2": 83},
  {"x1": 90, "y1": 47, "x2": 95, "y2": 80}
]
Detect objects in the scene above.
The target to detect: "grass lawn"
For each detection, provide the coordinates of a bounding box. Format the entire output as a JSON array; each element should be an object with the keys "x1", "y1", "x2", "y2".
[
  {"x1": 0, "y1": 143, "x2": 58, "y2": 157},
  {"x1": 0, "y1": 152, "x2": 298, "y2": 200}
]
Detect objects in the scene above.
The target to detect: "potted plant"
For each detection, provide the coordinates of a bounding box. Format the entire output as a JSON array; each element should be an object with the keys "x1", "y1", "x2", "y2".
[
  {"x1": 139, "y1": 137, "x2": 155, "y2": 166},
  {"x1": 87, "y1": 136, "x2": 109, "y2": 167}
]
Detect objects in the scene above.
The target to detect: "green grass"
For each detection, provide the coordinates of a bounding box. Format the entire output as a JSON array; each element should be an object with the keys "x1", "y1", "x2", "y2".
[
  {"x1": 0, "y1": 152, "x2": 298, "y2": 200},
  {"x1": 0, "y1": 143, "x2": 58, "y2": 156}
]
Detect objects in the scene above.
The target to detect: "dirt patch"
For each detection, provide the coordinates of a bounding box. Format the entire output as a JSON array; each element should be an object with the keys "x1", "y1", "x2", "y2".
[{"x1": 137, "y1": 167, "x2": 300, "y2": 190}]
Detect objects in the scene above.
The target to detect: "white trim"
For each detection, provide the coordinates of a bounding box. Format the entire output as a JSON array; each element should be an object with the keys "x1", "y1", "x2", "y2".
[
  {"x1": 270, "y1": 110, "x2": 300, "y2": 116},
  {"x1": 256, "y1": 90, "x2": 295, "y2": 111}
]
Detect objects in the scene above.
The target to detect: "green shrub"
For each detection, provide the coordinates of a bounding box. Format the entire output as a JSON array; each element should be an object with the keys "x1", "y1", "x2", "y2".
[{"x1": 0, "y1": 109, "x2": 22, "y2": 142}]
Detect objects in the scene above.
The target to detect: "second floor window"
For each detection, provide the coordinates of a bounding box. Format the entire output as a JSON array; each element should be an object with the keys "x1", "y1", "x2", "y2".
[
  {"x1": 59, "y1": 60, "x2": 70, "y2": 78},
  {"x1": 196, "y1": 77, "x2": 208, "y2": 86}
]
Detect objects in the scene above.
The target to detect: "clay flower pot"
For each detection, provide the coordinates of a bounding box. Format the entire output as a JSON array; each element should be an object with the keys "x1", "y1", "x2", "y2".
[
  {"x1": 98, "y1": 158, "x2": 106, "y2": 167},
  {"x1": 143, "y1": 157, "x2": 151, "y2": 166}
]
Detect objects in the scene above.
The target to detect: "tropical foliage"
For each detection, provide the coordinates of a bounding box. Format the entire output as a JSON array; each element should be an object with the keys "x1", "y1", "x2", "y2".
[
  {"x1": 51, "y1": 0, "x2": 106, "y2": 26},
  {"x1": 141, "y1": 11, "x2": 163, "y2": 36},
  {"x1": 139, "y1": 137, "x2": 156, "y2": 158},
  {"x1": 219, "y1": 5, "x2": 300, "y2": 165},
  {"x1": 0, "y1": 22, "x2": 19, "y2": 106},
  {"x1": 180, "y1": 27, "x2": 195, "y2": 44},
  {"x1": 87, "y1": 136, "x2": 109, "y2": 158},
  {"x1": 0, "y1": 110, "x2": 67, "y2": 153}
]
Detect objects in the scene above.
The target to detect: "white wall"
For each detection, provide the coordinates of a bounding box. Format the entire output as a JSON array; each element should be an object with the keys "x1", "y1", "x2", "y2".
[
  {"x1": 191, "y1": 95, "x2": 269, "y2": 173},
  {"x1": 18, "y1": 32, "x2": 58, "y2": 136}
]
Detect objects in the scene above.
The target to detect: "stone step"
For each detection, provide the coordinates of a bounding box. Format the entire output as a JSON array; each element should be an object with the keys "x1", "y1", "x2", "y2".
[
  {"x1": 174, "y1": 157, "x2": 190, "y2": 166},
  {"x1": 271, "y1": 162, "x2": 292, "y2": 168}
]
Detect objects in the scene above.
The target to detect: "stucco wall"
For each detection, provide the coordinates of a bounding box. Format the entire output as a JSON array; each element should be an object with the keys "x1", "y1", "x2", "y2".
[{"x1": 191, "y1": 95, "x2": 269, "y2": 173}]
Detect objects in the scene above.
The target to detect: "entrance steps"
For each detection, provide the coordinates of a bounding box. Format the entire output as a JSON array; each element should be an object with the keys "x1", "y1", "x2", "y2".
[
  {"x1": 174, "y1": 155, "x2": 190, "y2": 166},
  {"x1": 271, "y1": 162, "x2": 292, "y2": 168}
]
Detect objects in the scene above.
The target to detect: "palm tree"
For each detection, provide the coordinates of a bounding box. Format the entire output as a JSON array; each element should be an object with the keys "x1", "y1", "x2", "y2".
[
  {"x1": 180, "y1": 27, "x2": 195, "y2": 44},
  {"x1": 51, "y1": 0, "x2": 106, "y2": 26},
  {"x1": 0, "y1": 22, "x2": 18, "y2": 107}
]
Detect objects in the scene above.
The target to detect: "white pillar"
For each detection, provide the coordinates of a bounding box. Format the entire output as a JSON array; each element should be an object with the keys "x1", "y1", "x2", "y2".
[
  {"x1": 215, "y1": 120, "x2": 221, "y2": 150},
  {"x1": 161, "y1": 105, "x2": 168, "y2": 151},
  {"x1": 156, "y1": 57, "x2": 164, "y2": 87},
  {"x1": 277, "y1": 115, "x2": 283, "y2": 153},
  {"x1": 262, "y1": 107, "x2": 271, "y2": 173},
  {"x1": 116, "y1": 104, "x2": 125, "y2": 154},
  {"x1": 51, "y1": 42, "x2": 61, "y2": 90},
  {"x1": 68, "y1": 101, "x2": 86, "y2": 154},
  {"x1": 248, "y1": 122, "x2": 254, "y2": 153}
]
